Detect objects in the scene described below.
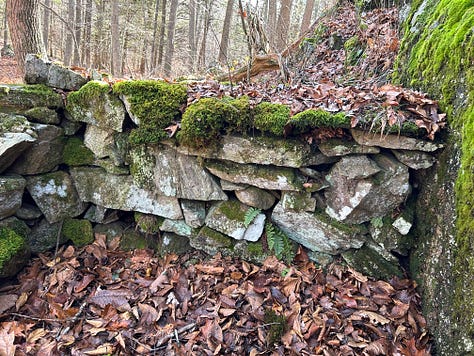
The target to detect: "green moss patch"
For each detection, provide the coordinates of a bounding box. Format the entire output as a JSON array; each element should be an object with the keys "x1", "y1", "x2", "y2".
[
  {"x1": 253, "y1": 102, "x2": 290, "y2": 136},
  {"x1": 288, "y1": 109, "x2": 349, "y2": 134},
  {"x1": 62, "y1": 218, "x2": 94, "y2": 247},
  {"x1": 0, "y1": 227, "x2": 28, "y2": 273},
  {"x1": 62, "y1": 137, "x2": 95, "y2": 166}
]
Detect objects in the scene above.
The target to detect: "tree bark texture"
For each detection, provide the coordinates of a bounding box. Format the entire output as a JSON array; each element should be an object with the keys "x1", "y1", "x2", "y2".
[
  {"x1": 188, "y1": 0, "x2": 197, "y2": 69},
  {"x1": 6, "y1": 0, "x2": 45, "y2": 74},
  {"x1": 218, "y1": 0, "x2": 234, "y2": 64},
  {"x1": 163, "y1": 0, "x2": 178, "y2": 77},
  {"x1": 72, "y1": 0, "x2": 82, "y2": 65},
  {"x1": 157, "y1": 0, "x2": 166, "y2": 66},
  {"x1": 63, "y1": 0, "x2": 74, "y2": 65},
  {"x1": 83, "y1": 0, "x2": 92, "y2": 67},
  {"x1": 300, "y1": 0, "x2": 315, "y2": 36},
  {"x1": 275, "y1": 0, "x2": 292, "y2": 52},
  {"x1": 198, "y1": 0, "x2": 212, "y2": 68},
  {"x1": 42, "y1": 0, "x2": 51, "y2": 52},
  {"x1": 111, "y1": 0, "x2": 121, "y2": 76},
  {"x1": 266, "y1": 0, "x2": 277, "y2": 49}
]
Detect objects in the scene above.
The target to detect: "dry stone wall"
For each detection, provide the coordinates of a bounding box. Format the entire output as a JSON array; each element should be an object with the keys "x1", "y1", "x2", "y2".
[{"x1": 0, "y1": 56, "x2": 444, "y2": 279}]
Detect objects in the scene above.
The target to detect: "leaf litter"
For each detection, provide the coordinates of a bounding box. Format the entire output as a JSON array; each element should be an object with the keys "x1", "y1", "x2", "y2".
[{"x1": 0, "y1": 234, "x2": 430, "y2": 355}]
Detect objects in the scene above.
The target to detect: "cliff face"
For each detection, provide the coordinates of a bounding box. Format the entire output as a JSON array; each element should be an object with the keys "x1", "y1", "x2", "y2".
[{"x1": 395, "y1": 0, "x2": 474, "y2": 354}]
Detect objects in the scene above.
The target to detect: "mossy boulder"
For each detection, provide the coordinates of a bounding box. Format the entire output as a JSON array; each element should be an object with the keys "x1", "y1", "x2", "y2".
[
  {"x1": 62, "y1": 218, "x2": 94, "y2": 247},
  {"x1": 288, "y1": 109, "x2": 349, "y2": 135},
  {"x1": 62, "y1": 137, "x2": 95, "y2": 166},
  {"x1": 0, "y1": 226, "x2": 30, "y2": 279},
  {"x1": 113, "y1": 80, "x2": 187, "y2": 145},
  {"x1": 253, "y1": 102, "x2": 290, "y2": 136},
  {"x1": 23, "y1": 107, "x2": 60, "y2": 125},
  {"x1": 0, "y1": 84, "x2": 63, "y2": 110},
  {"x1": 66, "y1": 81, "x2": 125, "y2": 132}
]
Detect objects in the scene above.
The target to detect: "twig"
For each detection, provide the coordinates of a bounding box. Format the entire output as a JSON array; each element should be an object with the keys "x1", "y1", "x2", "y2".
[
  {"x1": 154, "y1": 323, "x2": 196, "y2": 348},
  {"x1": 55, "y1": 300, "x2": 88, "y2": 340},
  {"x1": 54, "y1": 219, "x2": 64, "y2": 260},
  {"x1": 8, "y1": 313, "x2": 74, "y2": 323}
]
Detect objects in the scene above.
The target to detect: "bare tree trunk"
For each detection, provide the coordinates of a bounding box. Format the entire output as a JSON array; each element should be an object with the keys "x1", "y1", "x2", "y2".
[
  {"x1": 275, "y1": 0, "x2": 292, "y2": 52},
  {"x1": 163, "y1": 0, "x2": 178, "y2": 77},
  {"x1": 111, "y1": 0, "x2": 121, "y2": 76},
  {"x1": 150, "y1": 0, "x2": 160, "y2": 71},
  {"x1": 93, "y1": 0, "x2": 105, "y2": 69},
  {"x1": 64, "y1": 0, "x2": 74, "y2": 65},
  {"x1": 7, "y1": 0, "x2": 45, "y2": 75},
  {"x1": 2, "y1": 1, "x2": 9, "y2": 53},
  {"x1": 300, "y1": 0, "x2": 315, "y2": 36},
  {"x1": 198, "y1": 0, "x2": 212, "y2": 68},
  {"x1": 266, "y1": 0, "x2": 277, "y2": 48},
  {"x1": 188, "y1": 0, "x2": 197, "y2": 69},
  {"x1": 157, "y1": 0, "x2": 166, "y2": 67},
  {"x1": 218, "y1": 0, "x2": 234, "y2": 64},
  {"x1": 72, "y1": 0, "x2": 82, "y2": 65},
  {"x1": 42, "y1": 0, "x2": 50, "y2": 52},
  {"x1": 82, "y1": 0, "x2": 92, "y2": 67}
]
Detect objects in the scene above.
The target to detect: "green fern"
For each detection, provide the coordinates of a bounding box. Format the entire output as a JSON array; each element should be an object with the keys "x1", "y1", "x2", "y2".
[
  {"x1": 265, "y1": 223, "x2": 295, "y2": 264},
  {"x1": 244, "y1": 207, "x2": 262, "y2": 227}
]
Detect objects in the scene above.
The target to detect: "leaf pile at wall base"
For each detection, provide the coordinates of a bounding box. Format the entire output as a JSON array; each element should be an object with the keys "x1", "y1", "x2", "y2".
[{"x1": 0, "y1": 234, "x2": 430, "y2": 355}]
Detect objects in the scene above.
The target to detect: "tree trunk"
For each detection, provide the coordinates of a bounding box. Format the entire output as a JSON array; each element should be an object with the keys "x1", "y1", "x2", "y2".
[
  {"x1": 198, "y1": 0, "x2": 212, "y2": 68},
  {"x1": 2, "y1": 1, "x2": 9, "y2": 53},
  {"x1": 111, "y1": 0, "x2": 121, "y2": 76},
  {"x1": 157, "y1": 0, "x2": 166, "y2": 67},
  {"x1": 82, "y1": 0, "x2": 92, "y2": 67},
  {"x1": 188, "y1": 0, "x2": 197, "y2": 69},
  {"x1": 150, "y1": 0, "x2": 160, "y2": 71},
  {"x1": 6, "y1": 0, "x2": 45, "y2": 74},
  {"x1": 93, "y1": 0, "x2": 105, "y2": 69},
  {"x1": 275, "y1": 0, "x2": 292, "y2": 52},
  {"x1": 266, "y1": 0, "x2": 277, "y2": 48},
  {"x1": 218, "y1": 0, "x2": 234, "y2": 64},
  {"x1": 300, "y1": 0, "x2": 315, "y2": 36},
  {"x1": 42, "y1": 0, "x2": 50, "y2": 52},
  {"x1": 72, "y1": 0, "x2": 82, "y2": 65},
  {"x1": 163, "y1": 0, "x2": 178, "y2": 77},
  {"x1": 64, "y1": 0, "x2": 74, "y2": 65}
]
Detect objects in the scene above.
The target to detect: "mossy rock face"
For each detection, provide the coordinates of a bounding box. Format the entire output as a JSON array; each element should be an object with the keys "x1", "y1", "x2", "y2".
[
  {"x1": 62, "y1": 218, "x2": 94, "y2": 247},
  {"x1": 0, "y1": 113, "x2": 33, "y2": 134},
  {"x1": 344, "y1": 35, "x2": 366, "y2": 67},
  {"x1": 0, "y1": 84, "x2": 63, "y2": 110},
  {"x1": 120, "y1": 229, "x2": 157, "y2": 251},
  {"x1": 66, "y1": 81, "x2": 125, "y2": 132},
  {"x1": 24, "y1": 107, "x2": 60, "y2": 125},
  {"x1": 395, "y1": 0, "x2": 474, "y2": 353},
  {"x1": 253, "y1": 102, "x2": 290, "y2": 136},
  {"x1": 190, "y1": 226, "x2": 236, "y2": 256},
  {"x1": 113, "y1": 80, "x2": 187, "y2": 145},
  {"x1": 62, "y1": 137, "x2": 95, "y2": 166},
  {"x1": 289, "y1": 109, "x2": 349, "y2": 135},
  {"x1": 0, "y1": 226, "x2": 30, "y2": 279}
]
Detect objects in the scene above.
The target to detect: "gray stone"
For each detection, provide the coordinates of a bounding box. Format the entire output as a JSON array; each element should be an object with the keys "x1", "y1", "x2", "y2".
[
  {"x1": 298, "y1": 168, "x2": 330, "y2": 191},
  {"x1": 392, "y1": 149, "x2": 436, "y2": 169},
  {"x1": 220, "y1": 180, "x2": 248, "y2": 191},
  {"x1": 161, "y1": 219, "x2": 194, "y2": 237},
  {"x1": 93, "y1": 159, "x2": 129, "y2": 175},
  {"x1": 181, "y1": 200, "x2": 206, "y2": 228},
  {"x1": 0, "y1": 217, "x2": 30, "y2": 238},
  {"x1": 60, "y1": 118, "x2": 83, "y2": 136},
  {"x1": 15, "y1": 203, "x2": 42, "y2": 221},
  {"x1": 70, "y1": 167, "x2": 183, "y2": 219},
  {"x1": 130, "y1": 145, "x2": 227, "y2": 201},
  {"x1": 159, "y1": 233, "x2": 192, "y2": 255},
  {"x1": 84, "y1": 125, "x2": 114, "y2": 159},
  {"x1": 26, "y1": 171, "x2": 85, "y2": 223},
  {"x1": 190, "y1": 226, "x2": 236, "y2": 256},
  {"x1": 271, "y1": 201, "x2": 367, "y2": 254},
  {"x1": 327, "y1": 155, "x2": 381, "y2": 180},
  {"x1": 325, "y1": 154, "x2": 410, "y2": 224},
  {"x1": 0, "y1": 84, "x2": 63, "y2": 110},
  {"x1": 351, "y1": 129, "x2": 443, "y2": 152},
  {"x1": 65, "y1": 80, "x2": 125, "y2": 132},
  {"x1": 206, "y1": 160, "x2": 305, "y2": 191},
  {"x1": 0, "y1": 133, "x2": 36, "y2": 173},
  {"x1": 243, "y1": 213, "x2": 266, "y2": 242},
  {"x1": 205, "y1": 200, "x2": 248, "y2": 240},
  {"x1": 24, "y1": 54, "x2": 87, "y2": 91},
  {"x1": 369, "y1": 217, "x2": 413, "y2": 256},
  {"x1": 23, "y1": 107, "x2": 60, "y2": 125},
  {"x1": 165, "y1": 135, "x2": 334, "y2": 168},
  {"x1": 94, "y1": 221, "x2": 127, "y2": 242},
  {"x1": 29, "y1": 219, "x2": 66, "y2": 254},
  {"x1": 318, "y1": 138, "x2": 380, "y2": 156},
  {"x1": 307, "y1": 251, "x2": 334, "y2": 267},
  {"x1": 281, "y1": 191, "x2": 316, "y2": 212},
  {"x1": 0, "y1": 175, "x2": 26, "y2": 219},
  {"x1": 9, "y1": 123, "x2": 64, "y2": 175},
  {"x1": 134, "y1": 213, "x2": 162, "y2": 234},
  {"x1": 84, "y1": 205, "x2": 119, "y2": 224},
  {"x1": 392, "y1": 215, "x2": 412, "y2": 235},
  {"x1": 235, "y1": 186, "x2": 276, "y2": 210}
]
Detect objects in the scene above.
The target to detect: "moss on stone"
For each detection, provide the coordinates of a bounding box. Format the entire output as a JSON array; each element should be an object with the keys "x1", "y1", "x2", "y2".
[
  {"x1": 134, "y1": 212, "x2": 163, "y2": 234},
  {"x1": 218, "y1": 200, "x2": 247, "y2": 223},
  {"x1": 62, "y1": 137, "x2": 95, "y2": 166},
  {"x1": 344, "y1": 35, "x2": 366, "y2": 66},
  {"x1": 0, "y1": 227, "x2": 27, "y2": 272},
  {"x1": 253, "y1": 102, "x2": 290, "y2": 136},
  {"x1": 0, "y1": 113, "x2": 33, "y2": 134},
  {"x1": 264, "y1": 309, "x2": 287, "y2": 345},
  {"x1": 222, "y1": 96, "x2": 253, "y2": 134},
  {"x1": 120, "y1": 230, "x2": 155, "y2": 251},
  {"x1": 0, "y1": 84, "x2": 63, "y2": 109},
  {"x1": 289, "y1": 109, "x2": 349, "y2": 134},
  {"x1": 67, "y1": 80, "x2": 110, "y2": 111},
  {"x1": 62, "y1": 218, "x2": 94, "y2": 247}
]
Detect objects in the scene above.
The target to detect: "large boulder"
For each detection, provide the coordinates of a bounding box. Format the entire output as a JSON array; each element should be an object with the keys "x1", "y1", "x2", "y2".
[
  {"x1": 24, "y1": 54, "x2": 87, "y2": 91},
  {"x1": 0, "y1": 84, "x2": 63, "y2": 110},
  {"x1": 130, "y1": 145, "x2": 227, "y2": 201},
  {"x1": 271, "y1": 201, "x2": 367, "y2": 254},
  {"x1": 325, "y1": 154, "x2": 410, "y2": 224},
  {"x1": 0, "y1": 175, "x2": 26, "y2": 220},
  {"x1": 70, "y1": 167, "x2": 183, "y2": 219},
  {"x1": 26, "y1": 171, "x2": 86, "y2": 223}
]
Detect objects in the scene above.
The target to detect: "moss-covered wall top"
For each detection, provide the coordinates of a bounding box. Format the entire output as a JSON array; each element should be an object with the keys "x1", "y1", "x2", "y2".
[{"x1": 395, "y1": 0, "x2": 474, "y2": 354}]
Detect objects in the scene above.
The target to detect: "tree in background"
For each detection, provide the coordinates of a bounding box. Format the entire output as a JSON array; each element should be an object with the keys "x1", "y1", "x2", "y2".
[
  {"x1": 110, "y1": 1, "x2": 121, "y2": 76},
  {"x1": 6, "y1": 0, "x2": 45, "y2": 75},
  {"x1": 275, "y1": 0, "x2": 293, "y2": 51},
  {"x1": 163, "y1": 0, "x2": 178, "y2": 77},
  {"x1": 218, "y1": 0, "x2": 234, "y2": 65}
]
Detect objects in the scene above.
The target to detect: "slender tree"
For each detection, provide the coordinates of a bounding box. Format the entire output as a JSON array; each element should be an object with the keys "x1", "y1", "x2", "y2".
[
  {"x1": 72, "y1": 0, "x2": 82, "y2": 65},
  {"x1": 275, "y1": 0, "x2": 292, "y2": 51},
  {"x1": 300, "y1": 0, "x2": 315, "y2": 36},
  {"x1": 163, "y1": 0, "x2": 178, "y2": 76},
  {"x1": 218, "y1": 0, "x2": 234, "y2": 64},
  {"x1": 82, "y1": 0, "x2": 92, "y2": 67},
  {"x1": 266, "y1": 0, "x2": 277, "y2": 48},
  {"x1": 64, "y1": 0, "x2": 74, "y2": 65},
  {"x1": 157, "y1": 0, "x2": 166, "y2": 66},
  {"x1": 111, "y1": 0, "x2": 121, "y2": 76},
  {"x1": 6, "y1": 0, "x2": 45, "y2": 74},
  {"x1": 150, "y1": 0, "x2": 160, "y2": 71},
  {"x1": 188, "y1": 0, "x2": 197, "y2": 69},
  {"x1": 198, "y1": 0, "x2": 212, "y2": 68},
  {"x1": 42, "y1": 0, "x2": 51, "y2": 52}
]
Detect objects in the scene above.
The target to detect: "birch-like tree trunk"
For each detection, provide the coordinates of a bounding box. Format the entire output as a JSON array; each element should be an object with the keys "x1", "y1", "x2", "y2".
[{"x1": 163, "y1": 0, "x2": 178, "y2": 76}]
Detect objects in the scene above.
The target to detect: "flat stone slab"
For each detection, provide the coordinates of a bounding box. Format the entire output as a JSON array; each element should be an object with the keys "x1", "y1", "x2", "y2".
[
  {"x1": 165, "y1": 135, "x2": 334, "y2": 167},
  {"x1": 70, "y1": 167, "x2": 182, "y2": 219},
  {"x1": 318, "y1": 138, "x2": 380, "y2": 157},
  {"x1": 391, "y1": 149, "x2": 436, "y2": 169},
  {"x1": 0, "y1": 132, "x2": 36, "y2": 173},
  {"x1": 235, "y1": 186, "x2": 276, "y2": 210},
  {"x1": 351, "y1": 129, "x2": 443, "y2": 152},
  {"x1": 0, "y1": 175, "x2": 26, "y2": 219},
  {"x1": 0, "y1": 84, "x2": 63, "y2": 110},
  {"x1": 130, "y1": 145, "x2": 227, "y2": 201},
  {"x1": 206, "y1": 160, "x2": 305, "y2": 191},
  {"x1": 271, "y1": 201, "x2": 367, "y2": 255},
  {"x1": 27, "y1": 171, "x2": 85, "y2": 223}
]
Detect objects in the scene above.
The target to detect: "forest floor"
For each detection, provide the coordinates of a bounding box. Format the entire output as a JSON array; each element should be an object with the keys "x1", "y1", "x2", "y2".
[{"x1": 0, "y1": 3, "x2": 438, "y2": 355}]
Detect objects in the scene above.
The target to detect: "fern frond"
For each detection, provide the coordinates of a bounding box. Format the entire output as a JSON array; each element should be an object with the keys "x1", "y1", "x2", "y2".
[{"x1": 244, "y1": 207, "x2": 262, "y2": 227}]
